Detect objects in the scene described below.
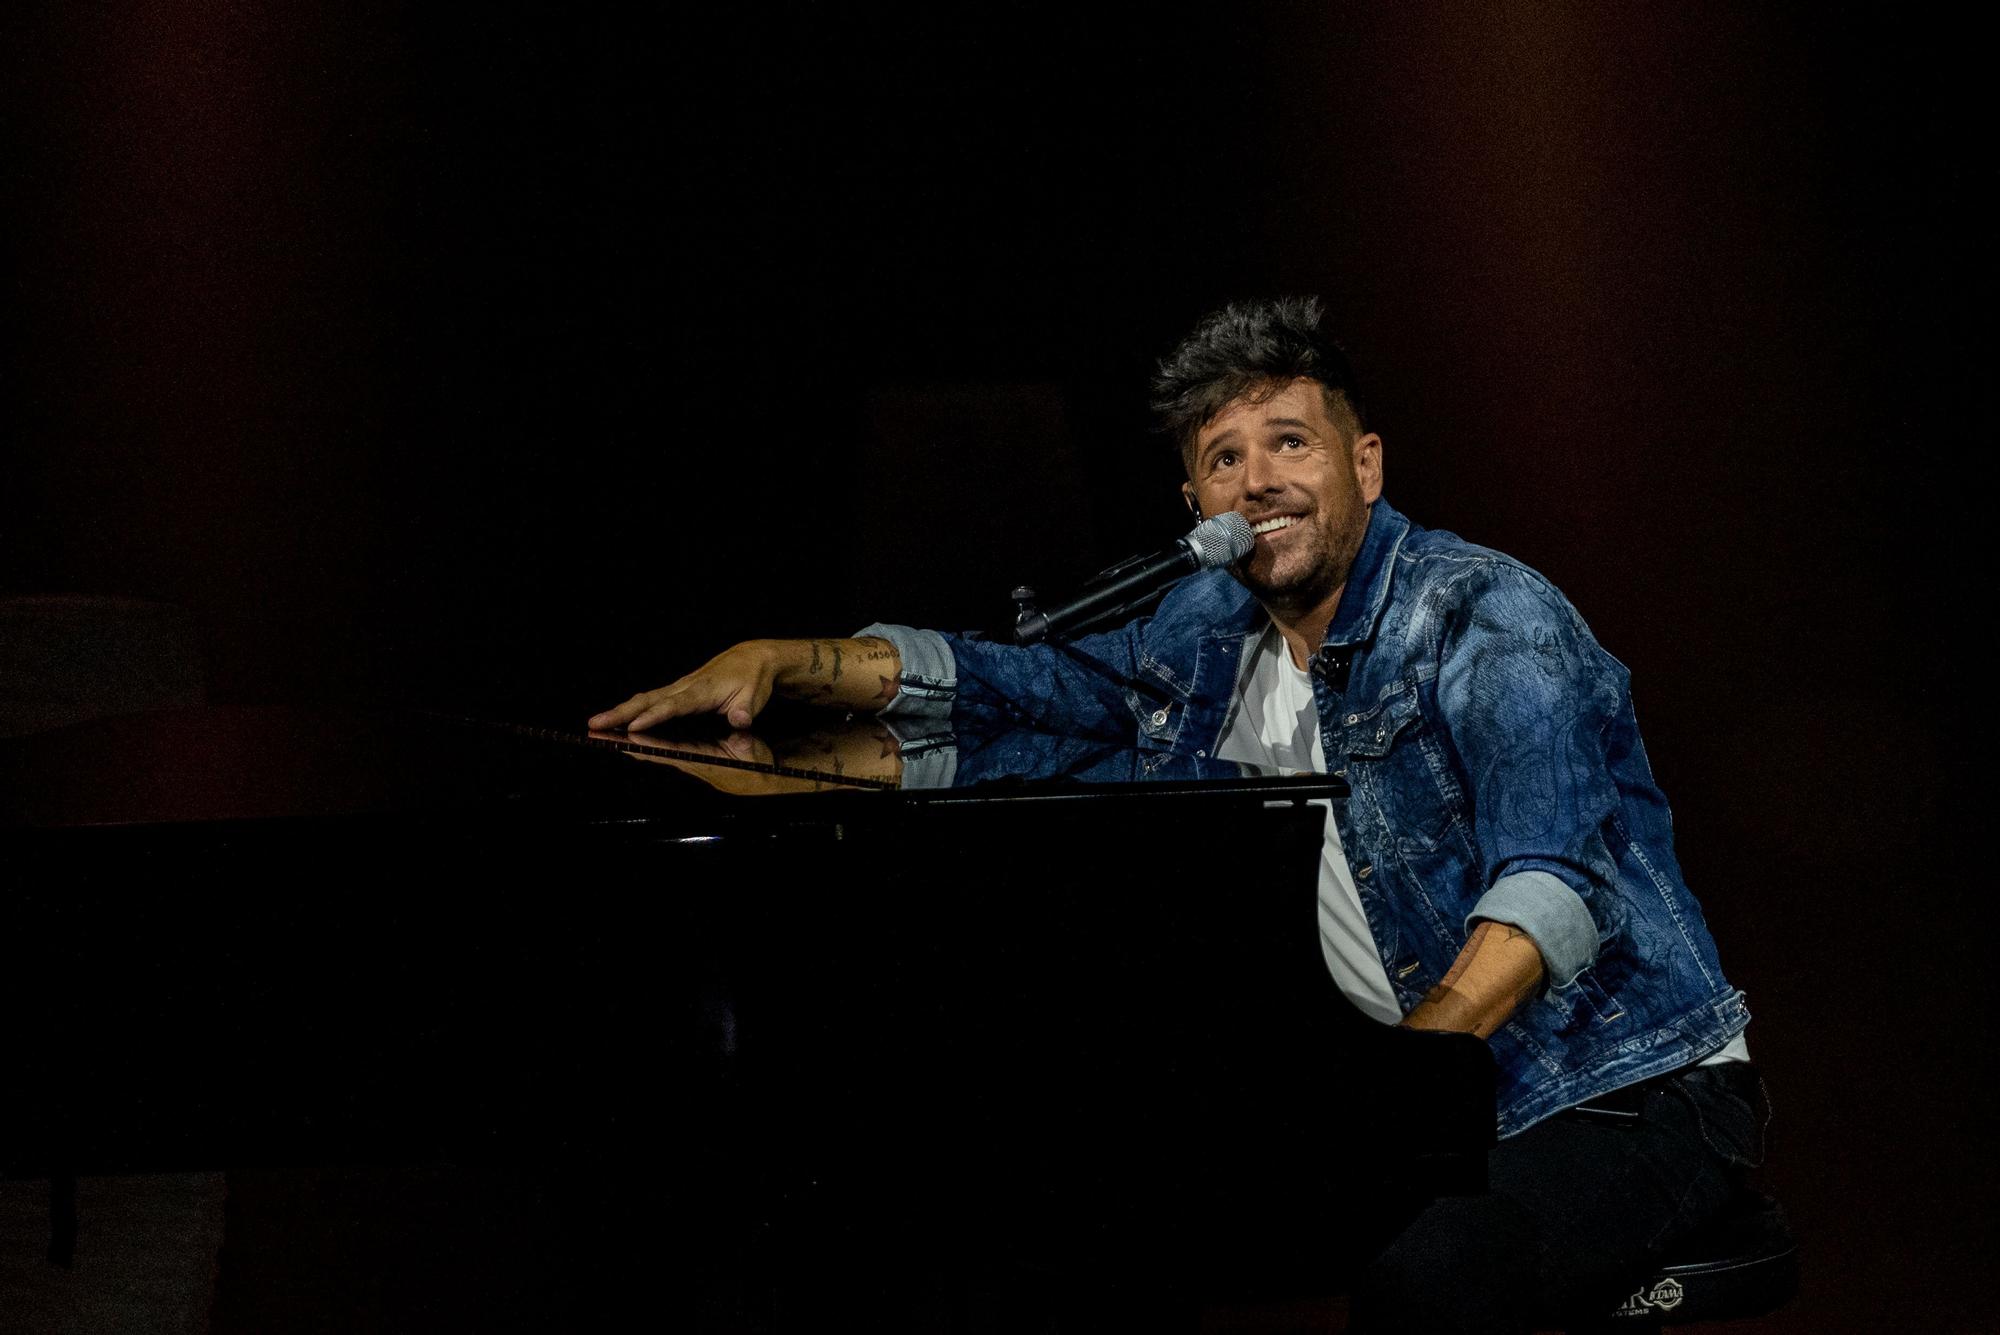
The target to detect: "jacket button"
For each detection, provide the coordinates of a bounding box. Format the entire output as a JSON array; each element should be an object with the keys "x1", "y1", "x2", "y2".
[
  {"x1": 1150, "y1": 708, "x2": 1169, "y2": 727},
  {"x1": 1345, "y1": 713, "x2": 1359, "y2": 725},
  {"x1": 1356, "y1": 863, "x2": 1373, "y2": 879},
  {"x1": 1332, "y1": 767, "x2": 1346, "y2": 778},
  {"x1": 1375, "y1": 727, "x2": 1386, "y2": 742}
]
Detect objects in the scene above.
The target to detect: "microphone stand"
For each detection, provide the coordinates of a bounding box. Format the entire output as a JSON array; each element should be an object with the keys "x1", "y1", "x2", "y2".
[
  {"x1": 993, "y1": 512, "x2": 1249, "y2": 720},
  {"x1": 1002, "y1": 582, "x2": 1174, "y2": 712}
]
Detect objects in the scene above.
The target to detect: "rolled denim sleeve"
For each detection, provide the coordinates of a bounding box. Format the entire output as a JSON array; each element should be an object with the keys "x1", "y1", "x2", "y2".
[
  {"x1": 1435, "y1": 563, "x2": 1634, "y2": 992},
  {"x1": 1468, "y1": 870, "x2": 1599, "y2": 988},
  {"x1": 878, "y1": 712, "x2": 959, "y2": 789},
  {"x1": 862, "y1": 619, "x2": 1147, "y2": 742},
  {"x1": 856, "y1": 622, "x2": 957, "y2": 722}
]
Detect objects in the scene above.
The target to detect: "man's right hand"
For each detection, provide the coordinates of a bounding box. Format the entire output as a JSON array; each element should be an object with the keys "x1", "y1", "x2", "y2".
[
  {"x1": 588, "y1": 636, "x2": 901, "y2": 734},
  {"x1": 589, "y1": 641, "x2": 783, "y2": 733}
]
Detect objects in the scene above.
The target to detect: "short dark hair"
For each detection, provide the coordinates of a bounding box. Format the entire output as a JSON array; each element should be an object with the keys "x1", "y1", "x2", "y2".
[{"x1": 1150, "y1": 296, "x2": 1366, "y2": 472}]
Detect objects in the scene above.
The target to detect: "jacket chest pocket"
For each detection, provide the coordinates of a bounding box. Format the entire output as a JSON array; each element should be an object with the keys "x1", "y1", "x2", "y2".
[{"x1": 1342, "y1": 688, "x2": 1465, "y2": 854}]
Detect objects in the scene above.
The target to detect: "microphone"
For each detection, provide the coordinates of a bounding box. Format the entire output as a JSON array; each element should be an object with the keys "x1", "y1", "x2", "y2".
[{"x1": 1014, "y1": 512, "x2": 1254, "y2": 644}]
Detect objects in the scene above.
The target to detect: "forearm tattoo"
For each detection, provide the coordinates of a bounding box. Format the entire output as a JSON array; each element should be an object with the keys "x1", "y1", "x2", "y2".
[
  {"x1": 804, "y1": 638, "x2": 898, "y2": 700},
  {"x1": 804, "y1": 639, "x2": 846, "y2": 695}
]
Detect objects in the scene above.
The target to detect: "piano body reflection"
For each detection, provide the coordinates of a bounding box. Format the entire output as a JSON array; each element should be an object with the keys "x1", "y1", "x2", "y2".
[{"x1": 1, "y1": 705, "x2": 1494, "y2": 1327}]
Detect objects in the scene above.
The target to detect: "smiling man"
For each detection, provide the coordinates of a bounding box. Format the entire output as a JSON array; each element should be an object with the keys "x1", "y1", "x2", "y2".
[
  {"x1": 592, "y1": 298, "x2": 1764, "y2": 1333},
  {"x1": 1182, "y1": 374, "x2": 1380, "y2": 667}
]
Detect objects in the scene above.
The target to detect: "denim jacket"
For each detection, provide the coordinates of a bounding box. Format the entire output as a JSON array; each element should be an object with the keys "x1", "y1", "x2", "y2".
[{"x1": 864, "y1": 500, "x2": 1749, "y2": 1136}]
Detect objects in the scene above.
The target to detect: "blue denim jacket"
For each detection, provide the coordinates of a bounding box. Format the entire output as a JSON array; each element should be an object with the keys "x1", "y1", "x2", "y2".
[{"x1": 865, "y1": 500, "x2": 1749, "y2": 1136}]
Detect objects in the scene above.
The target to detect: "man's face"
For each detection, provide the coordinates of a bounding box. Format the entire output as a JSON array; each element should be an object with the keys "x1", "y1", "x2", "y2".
[{"x1": 1183, "y1": 379, "x2": 1384, "y2": 614}]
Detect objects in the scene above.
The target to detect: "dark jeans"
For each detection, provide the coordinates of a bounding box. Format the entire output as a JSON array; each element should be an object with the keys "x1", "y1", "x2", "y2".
[{"x1": 1349, "y1": 1060, "x2": 1771, "y2": 1335}]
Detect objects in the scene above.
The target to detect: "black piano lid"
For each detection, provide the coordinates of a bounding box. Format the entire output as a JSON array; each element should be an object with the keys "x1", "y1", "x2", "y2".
[
  {"x1": 0, "y1": 702, "x2": 1491, "y2": 1264},
  {"x1": 0, "y1": 704, "x2": 1346, "y2": 837}
]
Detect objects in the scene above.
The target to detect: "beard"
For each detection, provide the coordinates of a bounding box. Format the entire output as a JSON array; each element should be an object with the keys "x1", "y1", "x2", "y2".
[{"x1": 1232, "y1": 498, "x2": 1371, "y2": 621}]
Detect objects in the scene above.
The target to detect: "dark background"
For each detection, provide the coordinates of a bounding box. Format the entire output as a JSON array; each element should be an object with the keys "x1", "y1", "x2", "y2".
[{"x1": 2, "y1": 2, "x2": 1981, "y2": 1330}]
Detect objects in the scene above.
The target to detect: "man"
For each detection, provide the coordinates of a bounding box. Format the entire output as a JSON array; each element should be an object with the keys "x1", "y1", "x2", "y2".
[{"x1": 592, "y1": 298, "x2": 1765, "y2": 1332}]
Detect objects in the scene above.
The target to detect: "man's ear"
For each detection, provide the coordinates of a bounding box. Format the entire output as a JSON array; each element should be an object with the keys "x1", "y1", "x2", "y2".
[
  {"x1": 1352, "y1": 432, "x2": 1385, "y2": 504},
  {"x1": 1181, "y1": 482, "x2": 1201, "y2": 520}
]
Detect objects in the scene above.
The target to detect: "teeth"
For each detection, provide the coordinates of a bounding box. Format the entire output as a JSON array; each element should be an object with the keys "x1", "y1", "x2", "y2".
[{"x1": 1252, "y1": 516, "x2": 1296, "y2": 534}]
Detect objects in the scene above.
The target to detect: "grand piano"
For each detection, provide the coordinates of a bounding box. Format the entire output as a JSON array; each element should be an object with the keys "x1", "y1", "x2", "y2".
[{"x1": 1, "y1": 703, "x2": 1495, "y2": 1329}]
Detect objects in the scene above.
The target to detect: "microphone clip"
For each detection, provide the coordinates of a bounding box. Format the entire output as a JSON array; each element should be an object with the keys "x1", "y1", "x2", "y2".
[{"x1": 1011, "y1": 585, "x2": 1042, "y2": 640}]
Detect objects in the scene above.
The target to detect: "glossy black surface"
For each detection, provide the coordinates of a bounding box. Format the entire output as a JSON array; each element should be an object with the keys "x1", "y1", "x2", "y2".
[
  {"x1": 0, "y1": 704, "x2": 1346, "y2": 826},
  {"x1": 2, "y1": 705, "x2": 1492, "y2": 1317}
]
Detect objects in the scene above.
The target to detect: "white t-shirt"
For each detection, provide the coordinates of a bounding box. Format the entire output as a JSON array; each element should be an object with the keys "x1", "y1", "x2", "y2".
[{"x1": 1215, "y1": 624, "x2": 1403, "y2": 1025}]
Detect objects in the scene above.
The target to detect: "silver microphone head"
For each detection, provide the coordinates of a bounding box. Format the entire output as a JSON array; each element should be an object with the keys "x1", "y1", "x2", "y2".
[{"x1": 1185, "y1": 511, "x2": 1255, "y2": 568}]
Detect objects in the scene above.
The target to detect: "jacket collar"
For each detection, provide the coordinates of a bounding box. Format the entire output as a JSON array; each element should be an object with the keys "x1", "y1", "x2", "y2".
[{"x1": 1323, "y1": 499, "x2": 1410, "y2": 650}]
